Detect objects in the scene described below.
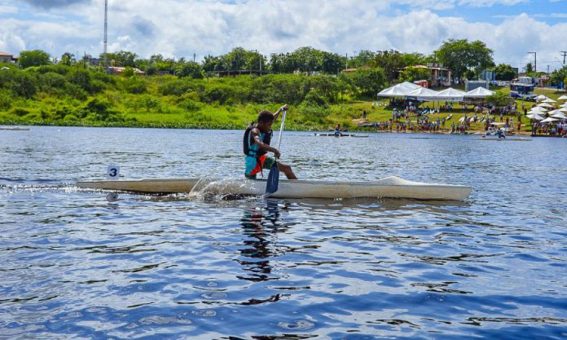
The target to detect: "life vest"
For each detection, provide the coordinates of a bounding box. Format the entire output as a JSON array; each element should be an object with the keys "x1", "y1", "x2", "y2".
[{"x1": 243, "y1": 125, "x2": 272, "y2": 157}]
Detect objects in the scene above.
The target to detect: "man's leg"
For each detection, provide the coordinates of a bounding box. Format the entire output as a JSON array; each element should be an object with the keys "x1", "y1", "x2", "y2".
[{"x1": 278, "y1": 162, "x2": 297, "y2": 179}]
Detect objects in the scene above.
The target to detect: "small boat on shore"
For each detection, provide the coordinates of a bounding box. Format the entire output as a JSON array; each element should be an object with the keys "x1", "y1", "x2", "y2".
[
  {"x1": 77, "y1": 176, "x2": 471, "y2": 201},
  {"x1": 314, "y1": 132, "x2": 369, "y2": 138}
]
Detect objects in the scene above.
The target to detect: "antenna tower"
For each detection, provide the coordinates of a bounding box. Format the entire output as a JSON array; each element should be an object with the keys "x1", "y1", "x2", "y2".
[{"x1": 103, "y1": 0, "x2": 108, "y2": 69}]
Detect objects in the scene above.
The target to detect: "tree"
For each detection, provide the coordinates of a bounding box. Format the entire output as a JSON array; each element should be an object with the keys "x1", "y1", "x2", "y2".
[
  {"x1": 550, "y1": 66, "x2": 567, "y2": 88},
  {"x1": 19, "y1": 50, "x2": 51, "y2": 68},
  {"x1": 59, "y1": 52, "x2": 76, "y2": 66},
  {"x1": 493, "y1": 64, "x2": 516, "y2": 81},
  {"x1": 349, "y1": 50, "x2": 375, "y2": 68},
  {"x1": 434, "y1": 39, "x2": 494, "y2": 80},
  {"x1": 345, "y1": 67, "x2": 387, "y2": 98},
  {"x1": 399, "y1": 66, "x2": 430, "y2": 82},
  {"x1": 369, "y1": 50, "x2": 406, "y2": 82},
  {"x1": 176, "y1": 61, "x2": 204, "y2": 78}
]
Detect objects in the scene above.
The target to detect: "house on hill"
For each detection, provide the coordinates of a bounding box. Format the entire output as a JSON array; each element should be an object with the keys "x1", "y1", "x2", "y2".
[{"x1": 0, "y1": 51, "x2": 17, "y2": 63}]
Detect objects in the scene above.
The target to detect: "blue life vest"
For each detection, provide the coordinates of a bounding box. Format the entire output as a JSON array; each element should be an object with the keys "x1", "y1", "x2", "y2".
[{"x1": 243, "y1": 125, "x2": 272, "y2": 157}]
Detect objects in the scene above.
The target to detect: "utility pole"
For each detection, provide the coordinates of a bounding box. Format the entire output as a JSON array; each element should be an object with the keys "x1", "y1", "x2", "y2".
[
  {"x1": 561, "y1": 51, "x2": 567, "y2": 65},
  {"x1": 103, "y1": 0, "x2": 108, "y2": 70},
  {"x1": 528, "y1": 51, "x2": 536, "y2": 72}
]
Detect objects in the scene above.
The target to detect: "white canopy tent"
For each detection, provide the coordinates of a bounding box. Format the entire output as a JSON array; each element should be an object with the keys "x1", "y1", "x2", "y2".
[
  {"x1": 542, "y1": 98, "x2": 557, "y2": 104},
  {"x1": 435, "y1": 88, "x2": 466, "y2": 101},
  {"x1": 377, "y1": 82, "x2": 421, "y2": 98},
  {"x1": 406, "y1": 87, "x2": 439, "y2": 101},
  {"x1": 464, "y1": 87, "x2": 494, "y2": 98},
  {"x1": 558, "y1": 95, "x2": 567, "y2": 101}
]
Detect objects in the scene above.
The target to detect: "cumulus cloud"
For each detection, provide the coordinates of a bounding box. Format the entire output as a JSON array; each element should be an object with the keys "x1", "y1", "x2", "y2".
[
  {"x1": 22, "y1": 0, "x2": 92, "y2": 9},
  {"x1": 0, "y1": 0, "x2": 565, "y2": 70}
]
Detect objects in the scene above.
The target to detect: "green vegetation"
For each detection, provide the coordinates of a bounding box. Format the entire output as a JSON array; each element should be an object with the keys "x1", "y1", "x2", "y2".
[{"x1": 2, "y1": 42, "x2": 566, "y2": 132}]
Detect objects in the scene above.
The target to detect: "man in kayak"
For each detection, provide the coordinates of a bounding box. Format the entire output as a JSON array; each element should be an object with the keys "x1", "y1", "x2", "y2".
[{"x1": 244, "y1": 105, "x2": 297, "y2": 180}]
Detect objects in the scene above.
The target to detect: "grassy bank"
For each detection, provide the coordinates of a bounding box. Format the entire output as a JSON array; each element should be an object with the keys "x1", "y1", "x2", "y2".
[{"x1": 0, "y1": 64, "x2": 564, "y2": 133}]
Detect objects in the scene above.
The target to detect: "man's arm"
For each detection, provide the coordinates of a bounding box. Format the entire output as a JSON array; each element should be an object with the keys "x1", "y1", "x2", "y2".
[
  {"x1": 251, "y1": 128, "x2": 281, "y2": 158},
  {"x1": 272, "y1": 104, "x2": 288, "y2": 121}
]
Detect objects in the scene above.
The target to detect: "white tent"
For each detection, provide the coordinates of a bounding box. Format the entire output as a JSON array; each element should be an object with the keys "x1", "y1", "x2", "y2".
[
  {"x1": 464, "y1": 87, "x2": 494, "y2": 98},
  {"x1": 558, "y1": 95, "x2": 567, "y2": 101},
  {"x1": 406, "y1": 87, "x2": 439, "y2": 101},
  {"x1": 377, "y1": 82, "x2": 421, "y2": 97},
  {"x1": 542, "y1": 98, "x2": 557, "y2": 103},
  {"x1": 435, "y1": 88, "x2": 466, "y2": 101}
]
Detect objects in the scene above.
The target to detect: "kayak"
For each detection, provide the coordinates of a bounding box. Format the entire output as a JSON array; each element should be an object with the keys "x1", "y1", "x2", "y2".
[{"x1": 76, "y1": 176, "x2": 471, "y2": 200}]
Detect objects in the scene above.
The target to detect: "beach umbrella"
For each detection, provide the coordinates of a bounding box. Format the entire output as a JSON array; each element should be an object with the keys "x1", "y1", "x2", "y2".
[
  {"x1": 549, "y1": 110, "x2": 567, "y2": 119},
  {"x1": 537, "y1": 102, "x2": 554, "y2": 109},
  {"x1": 536, "y1": 94, "x2": 549, "y2": 102},
  {"x1": 526, "y1": 113, "x2": 544, "y2": 120},
  {"x1": 558, "y1": 95, "x2": 567, "y2": 101},
  {"x1": 542, "y1": 98, "x2": 557, "y2": 104},
  {"x1": 541, "y1": 117, "x2": 558, "y2": 123},
  {"x1": 528, "y1": 107, "x2": 548, "y2": 114}
]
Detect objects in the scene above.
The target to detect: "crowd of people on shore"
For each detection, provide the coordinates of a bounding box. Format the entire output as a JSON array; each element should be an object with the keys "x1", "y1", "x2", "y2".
[{"x1": 362, "y1": 98, "x2": 567, "y2": 137}]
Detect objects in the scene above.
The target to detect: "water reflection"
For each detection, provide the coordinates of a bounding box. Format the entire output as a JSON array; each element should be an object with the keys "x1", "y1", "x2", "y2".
[{"x1": 237, "y1": 200, "x2": 288, "y2": 282}]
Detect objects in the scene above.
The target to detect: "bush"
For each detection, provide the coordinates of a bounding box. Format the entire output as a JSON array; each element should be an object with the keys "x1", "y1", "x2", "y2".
[
  {"x1": 0, "y1": 90, "x2": 12, "y2": 110},
  {"x1": 11, "y1": 108, "x2": 30, "y2": 117},
  {"x1": 122, "y1": 77, "x2": 147, "y2": 94}
]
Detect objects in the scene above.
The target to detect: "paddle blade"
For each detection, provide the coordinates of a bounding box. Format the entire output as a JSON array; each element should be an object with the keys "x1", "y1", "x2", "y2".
[{"x1": 265, "y1": 162, "x2": 279, "y2": 194}]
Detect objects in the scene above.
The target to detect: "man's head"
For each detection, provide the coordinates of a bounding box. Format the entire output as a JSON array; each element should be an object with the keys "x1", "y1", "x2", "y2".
[{"x1": 256, "y1": 110, "x2": 274, "y2": 132}]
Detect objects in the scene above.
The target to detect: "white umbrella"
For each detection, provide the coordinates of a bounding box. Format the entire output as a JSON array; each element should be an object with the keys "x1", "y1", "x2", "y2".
[
  {"x1": 542, "y1": 98, "x2": 557, "y2": 103},
  {"x1": 528, "y1": 106, "x2": 548, "y2": 113},
  {"x1": 526, "y1": 113, "x2": 544, "y2": 120},
  {"x1": 537, "y1": 102, "x2": 554, "y2": 109},
  {"x1": 536, "y1": 94, "x2": 549, "y2": 102},
  {"x1": 558, "y1": 95, "x2": 567, "y2": 101},
  {"x1": 551, "y1": 111, "x2": 567, "y2": 119},
  {"x1": 541, "y1": 117, "x2": 558, "y2": 123}
]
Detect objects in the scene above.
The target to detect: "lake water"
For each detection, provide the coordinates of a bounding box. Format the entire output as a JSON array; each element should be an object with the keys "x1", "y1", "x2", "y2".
[{"x1": 1, "y1": 126, "x2": 566, "y2": 338}]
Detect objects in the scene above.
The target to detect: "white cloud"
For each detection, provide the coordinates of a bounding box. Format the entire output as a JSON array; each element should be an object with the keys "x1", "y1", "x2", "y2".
[{"x1": 0, "y1": 0, "x2": 565, "y2": 70}]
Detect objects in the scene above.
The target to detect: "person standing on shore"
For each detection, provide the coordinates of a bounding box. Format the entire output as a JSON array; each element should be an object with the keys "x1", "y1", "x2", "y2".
[{"x1": 243, "y1": 105, "x2": 297, "y2": 180}]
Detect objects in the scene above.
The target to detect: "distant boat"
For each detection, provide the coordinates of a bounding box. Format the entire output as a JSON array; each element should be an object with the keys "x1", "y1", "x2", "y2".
[{"x1": 0, "y1": 126, "x2": 30, "y2": 131}]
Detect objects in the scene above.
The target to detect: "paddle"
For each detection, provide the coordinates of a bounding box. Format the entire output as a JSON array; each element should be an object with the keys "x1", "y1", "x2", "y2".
[{"x1": 266, "y1": 109, "x2": 287, "y2": 194}]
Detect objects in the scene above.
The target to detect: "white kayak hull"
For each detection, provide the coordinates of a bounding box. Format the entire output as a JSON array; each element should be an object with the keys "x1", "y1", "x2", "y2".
[{"x1": 77, "y1": 176, "x2": 471, "y2": 201}]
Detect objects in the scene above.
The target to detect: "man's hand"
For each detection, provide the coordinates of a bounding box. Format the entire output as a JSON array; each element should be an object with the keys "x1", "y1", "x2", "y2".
[{"x1": 272, "y1": 148, "x2": 281, "y2": 159}]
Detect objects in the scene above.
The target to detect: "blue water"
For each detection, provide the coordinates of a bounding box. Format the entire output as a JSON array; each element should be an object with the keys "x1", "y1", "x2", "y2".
[{"x1": 1, "y1": 127, "x2": 566, "y2": 338}]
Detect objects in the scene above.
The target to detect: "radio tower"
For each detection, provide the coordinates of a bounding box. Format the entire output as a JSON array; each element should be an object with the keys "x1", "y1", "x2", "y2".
[{"x1": 103, "y1": 0, "x2": 108, "y2": 69}]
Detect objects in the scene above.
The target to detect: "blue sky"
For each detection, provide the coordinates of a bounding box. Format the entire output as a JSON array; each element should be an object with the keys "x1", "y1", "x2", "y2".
[{"x1": 1, "y1": 0, "x2": 566, "y2": 71}]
